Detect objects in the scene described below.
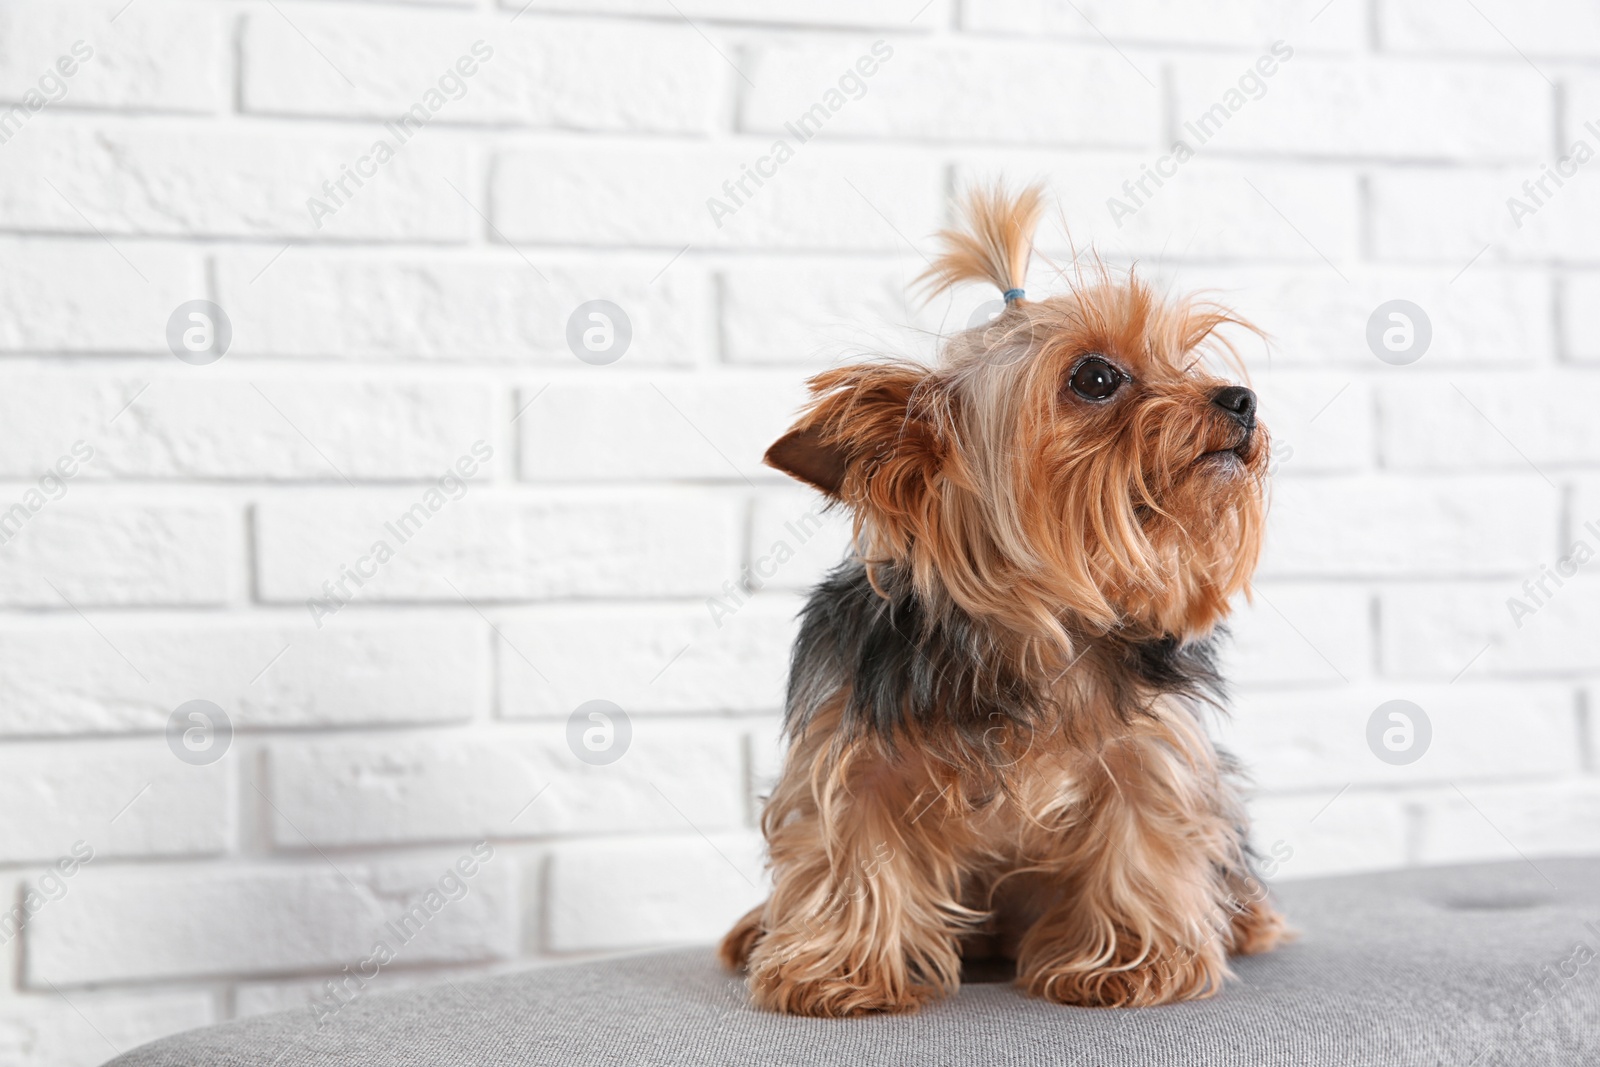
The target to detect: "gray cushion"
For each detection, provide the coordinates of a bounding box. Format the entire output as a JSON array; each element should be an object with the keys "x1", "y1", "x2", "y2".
[{"x1": 106, "y1": 858, "x2": 1600, "y2": 1066}]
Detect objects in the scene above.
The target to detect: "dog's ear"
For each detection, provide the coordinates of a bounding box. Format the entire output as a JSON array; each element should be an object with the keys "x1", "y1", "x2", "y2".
[
  {"x1": 764, "y1": 363, "x2": 947, "y2": 508},
  {"x1": 764, "y1": 425, "x2": 849, "y2": 496}
]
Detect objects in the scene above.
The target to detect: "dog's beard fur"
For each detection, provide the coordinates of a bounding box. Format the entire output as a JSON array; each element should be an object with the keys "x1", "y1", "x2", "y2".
[{"x1": 722, "y1": 185, "x2": 1288, "y2": 1016}]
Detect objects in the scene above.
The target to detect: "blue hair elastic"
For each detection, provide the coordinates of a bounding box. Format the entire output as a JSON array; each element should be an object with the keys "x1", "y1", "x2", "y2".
[{"x1": 1002, "y1": 288, "x2": 1025, "y2": 304}]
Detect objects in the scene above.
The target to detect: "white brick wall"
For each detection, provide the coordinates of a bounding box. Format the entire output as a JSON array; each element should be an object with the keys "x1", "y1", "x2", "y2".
[{"x1": 0, "y1": 1, "x2": 1595, "y2": 1062}]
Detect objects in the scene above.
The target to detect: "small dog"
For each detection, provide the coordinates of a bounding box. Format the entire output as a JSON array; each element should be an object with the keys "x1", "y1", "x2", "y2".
[{"x1": 720, "y1": 185, "x2": 1288, "y2": 1015}]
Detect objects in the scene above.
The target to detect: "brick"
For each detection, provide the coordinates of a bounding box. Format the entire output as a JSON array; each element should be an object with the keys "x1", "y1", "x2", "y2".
[
  {"x1": 0, "y1": 616, "x2": 485, "y2": 736},
  {"x1": 28, "y1": 856, "x2": 517, "y2": 984},
  {"x1": 545, "y1": 834, "x2": 765, "y2": 952},
  {"x1": 492, "y1": 144, "x2": 942, "y2": 250},
  {"x1": 254, "y1": 491, "x2": 740, "y2": 604},
  {"x1": 1369, "y1": 168, "x2": 1600, "y2": 265},
  {"x1": 262, "y1": 726, "x2": 744, "y2": 846},
  {"x1": 1259, "y1": 476, "x2": 1558, "y2": 579},
  {"x1": 1562, "y1": 274, "x2": 1600, "y2": 361},
  {"x1": 0, "y1": 991, "x2": 212, "y2": 1067},
  {"x1": 1247, "y1": 791, "x2": 1409, "y2": 879},
  {"x1": 1582, "y1": 682, "x2": 1600, "y2": 774},
  {"x1": 0, "y1": 372, "x2": 492, "y2": 480},
  {"x1": 216, "y1": 251, "x2": 709, "y2": 365},
  {"x1": 956, "y1": 156, "x2": 1359, "y2": 263},
  {"x1": 0, "y1": 2, "x2": 224, "y2": 115},
  {"x1": 1154, "y1": 266, "x2": 1552, "y2": 367},
  {"x1": 1379, "y1": 374, "x2": 1600, "y2": 471},
  {"x1": 0, "y1": 124, "x2": 471, "y2": 241},
  {"x1": 496, "y1": 0, "x2": 944, "y2": 28},
  {"x1": 1223, "y1": 582, "x2": 1370, "y2": 687},
  {"x1": 745, "y1": 490, "x2": 853, "y2": 593},
  {"x1": 1170, "y1": 57, "x2": 1548, "y2": 161},
  {"x1": 1572, "y1": 483, "x2": 1600, "y2": 538},
  {"x1": 963, "y1": 0, "x2": 1363, "y2": 50},
  {"x1": 718, "y1": 259, "x2": 946, "y2": 365},
  {"x1": 0, "y1": 745, "x2": 228, "y2": 862},
  {"x1": 497, "y1": 600, "x2": 793, "y2": 718},
  {"x1": 242, "y1": 11, "x2": 717, "y2": 133},
  {"x1": 518, "y1": 378, "x2": 804, "y2": 482},
  {"x1": 0, "y1": 888, "x2": 15, "y2": 994},
  {"x1": 0, "y1": 500, "x2": 233, "y2": 607},
  {"x1": 1413, "y1": 780, "x2": 1600, "y2": 866},
  {"x1": 1251, "y1": 374, "x2": 1373, "y2": 475},
  {"x1": 0, "y1": 241, "x2": 202, "y2": 352},
  {"x1": 747, "y1": 717, "x2": 785, "y2": 807},
  {"x1": 1380, "y1": 578, "x2": 1600, "y2": 679},
  {"x1": 742, "y1": 39, "x2": 1159, "y2": 148},
  {"x1": 1221, "y1": 683, "x2": 1580, "y2": 792},
  {"x1": 1381, "y1": 0, "x2": 1600, "y2": 58},
  {"x1": 1562, "y1": 75, "x2": 1600, "y2": 165}
]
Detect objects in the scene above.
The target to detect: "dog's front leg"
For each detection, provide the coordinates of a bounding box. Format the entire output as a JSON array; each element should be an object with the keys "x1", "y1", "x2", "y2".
[
  {"x1": 724, "y1": 718, "x2": 976, "y2": 1016},
  {"x1": 1015, "y1": 709, "x2": 1283, "y2": 1007}
]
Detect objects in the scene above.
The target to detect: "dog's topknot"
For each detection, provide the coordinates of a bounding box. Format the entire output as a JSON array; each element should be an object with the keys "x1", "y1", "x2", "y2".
[{"x1": 918, "y1": 183, "x2": 1046, "y2": 301}]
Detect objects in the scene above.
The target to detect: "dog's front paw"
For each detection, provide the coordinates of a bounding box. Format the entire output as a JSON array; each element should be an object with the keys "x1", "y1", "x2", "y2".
[
  {"x1": 1229, "y1": 897, "x2": 1291, "y2": 957},
  {"x1": 743, "y1": 933, "x2": 948, "y2": 1016},
  {"x1": 1020, "y1": 935, "x2": 1226, "y2": 1008},
  {"x1": 747, "y1": 965, "x2": 937, "y2": 1017},
  {"x1": 718, "y1": 905, "x2": 766, "y2": 971}
]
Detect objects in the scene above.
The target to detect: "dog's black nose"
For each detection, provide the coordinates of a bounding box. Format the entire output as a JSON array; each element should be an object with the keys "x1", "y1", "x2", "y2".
[{"x1": 1211, "y1": 386, "x2": 1257, "y2": 429}]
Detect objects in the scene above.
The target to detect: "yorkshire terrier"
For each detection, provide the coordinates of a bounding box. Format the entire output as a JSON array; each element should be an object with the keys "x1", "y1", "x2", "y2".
[{"x1": 719, "y1": 185, "x2": 1288, "y2": 1015}]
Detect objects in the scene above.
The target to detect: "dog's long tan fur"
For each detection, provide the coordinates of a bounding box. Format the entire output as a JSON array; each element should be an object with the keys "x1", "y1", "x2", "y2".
[{"x1": 723, "y1": 184, "x2": 1288, "y2": 1016}]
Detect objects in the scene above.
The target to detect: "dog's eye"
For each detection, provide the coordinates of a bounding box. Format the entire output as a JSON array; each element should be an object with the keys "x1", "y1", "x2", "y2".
[{"x1": 1068, "y1": 357, "x2": 1124, "y2": 402}]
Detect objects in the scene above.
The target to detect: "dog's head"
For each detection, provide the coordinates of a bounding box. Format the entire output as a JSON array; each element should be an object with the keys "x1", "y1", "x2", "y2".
[{"x1": 765, "y1": 185, "x2": 1269, "y2": 643}]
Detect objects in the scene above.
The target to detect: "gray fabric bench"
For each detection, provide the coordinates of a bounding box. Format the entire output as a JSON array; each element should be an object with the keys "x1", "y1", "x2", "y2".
[{"x1": 106, "y1": 858, "x2": 1600, "y2": 1066}]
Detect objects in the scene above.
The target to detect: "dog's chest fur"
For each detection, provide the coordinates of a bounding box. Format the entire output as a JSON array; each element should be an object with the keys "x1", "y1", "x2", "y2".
[{"x1": 784, "y1": 559, "x2": 1229, "y2": 753}]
